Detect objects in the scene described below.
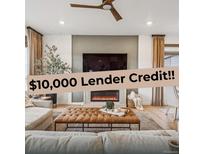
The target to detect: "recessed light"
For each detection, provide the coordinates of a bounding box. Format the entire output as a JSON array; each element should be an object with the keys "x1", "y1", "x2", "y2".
[
  {"x1": 146, "y1": 21, "x2": 153, "y2": 26},
  {"x1": 59, "y1": 20, "x2": 65, "y2": 25}
]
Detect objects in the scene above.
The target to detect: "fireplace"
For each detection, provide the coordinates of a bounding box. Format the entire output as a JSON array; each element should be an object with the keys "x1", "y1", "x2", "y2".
[
  {"x1": 83, "y1": 53, "x2": 127, "y2": 102},
  {"x1": 91, "y1": 90, "x2": 119, "y2": 102}
]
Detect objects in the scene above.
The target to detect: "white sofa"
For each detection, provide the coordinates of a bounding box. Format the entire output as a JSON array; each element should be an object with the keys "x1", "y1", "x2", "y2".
[
  {"x1": 25, "y1": 130, "x2": 178, "y2": 154},
  {"x1": 25, "y1": 107, "x2": 53, "y2": 130},
  {"x1": 25, "y1": 97, "x2": 53, "y2": 130}
]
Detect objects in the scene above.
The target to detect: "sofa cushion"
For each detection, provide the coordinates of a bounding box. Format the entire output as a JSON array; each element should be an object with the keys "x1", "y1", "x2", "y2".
[
  {"x1": 25, "y1": 94, "x2": 35, "y2": 108},
  {"x1": 100, "y1": 131, "x2": 177, "y2": 154},
  {"x1": 25, "y1": 107, "x2": 53, "y2": 130},
  {"x1": 26, "y1": 131, "x2": 104, "y2": 154},
  {"x1": 31, "y1": 99, "x2": 53, "y2": 108},
  {"x1": 26, "y1": 130, "x2": 97, "y2": 137},
  {"x1": 25, "y1": 99, "x2": 35, "y2": 108}
]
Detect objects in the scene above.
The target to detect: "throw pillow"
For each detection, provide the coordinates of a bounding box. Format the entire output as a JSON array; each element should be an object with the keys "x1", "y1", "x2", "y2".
[{"x1": 25, "y1": 91, "x2": 35, "y2": 108}]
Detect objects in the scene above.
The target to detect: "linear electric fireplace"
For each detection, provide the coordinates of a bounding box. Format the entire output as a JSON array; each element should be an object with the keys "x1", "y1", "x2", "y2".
[
  {"x1": 83, "y1": 53, "x2": 127, "y2": 102},
  {"x1": 91, "y1": 90, "x2": 119, "y2": 102}
]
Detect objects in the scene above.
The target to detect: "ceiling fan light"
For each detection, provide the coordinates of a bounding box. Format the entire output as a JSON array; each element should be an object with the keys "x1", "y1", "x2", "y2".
[{"x1": 103, "y1": 4, "x2": 112, "y2": 10}]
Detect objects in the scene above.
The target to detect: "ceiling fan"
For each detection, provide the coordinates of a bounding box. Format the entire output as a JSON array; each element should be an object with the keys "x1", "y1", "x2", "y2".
[{"x1": 70, "y1": 0, "x2": 122, "y2": 21}]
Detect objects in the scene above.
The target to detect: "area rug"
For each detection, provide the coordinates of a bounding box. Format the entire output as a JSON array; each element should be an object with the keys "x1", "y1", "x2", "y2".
[{"x1": 133, "y1": 110, "x2": 163, "y2": 130}]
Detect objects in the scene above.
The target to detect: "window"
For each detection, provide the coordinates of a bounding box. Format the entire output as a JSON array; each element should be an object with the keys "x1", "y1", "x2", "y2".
[{"x1": 164, "y1": 54, "x2": 179, "y2": 67}]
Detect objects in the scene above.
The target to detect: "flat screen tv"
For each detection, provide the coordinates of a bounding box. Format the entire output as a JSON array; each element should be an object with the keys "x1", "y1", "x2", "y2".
[{"x1": 83, "y1": 53, "x2": 127, "y2": 72}]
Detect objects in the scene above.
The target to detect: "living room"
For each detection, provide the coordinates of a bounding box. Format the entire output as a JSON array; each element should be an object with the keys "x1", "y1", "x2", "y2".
[
  {"x1": 4, "y1": 0, "x2": 205, "y2": 154},
  {"x1": 25, "y1": 0, "x2": 179, "y2": 153}
]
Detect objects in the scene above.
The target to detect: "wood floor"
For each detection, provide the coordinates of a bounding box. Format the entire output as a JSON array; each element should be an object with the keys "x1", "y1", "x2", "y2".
[
  {"x1": 142, "y1": 106, "x2": 178, "y2": 130},
  {"x1": 52, "y1": 104, "x2": 178, "y2": 130}
]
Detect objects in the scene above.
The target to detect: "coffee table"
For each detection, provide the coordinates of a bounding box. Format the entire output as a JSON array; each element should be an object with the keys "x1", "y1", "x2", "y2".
[{"x1": 54, "y1": 107, "x2": 140, "y2": 131}]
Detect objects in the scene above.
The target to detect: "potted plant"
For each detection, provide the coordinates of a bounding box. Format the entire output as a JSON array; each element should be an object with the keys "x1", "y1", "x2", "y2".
[
  {"x1": 35, "y1": 44, "x2": 71, "y2": 107},
  {"x1": 106, "y1": 101, "x2": 115, "y2": 110}
]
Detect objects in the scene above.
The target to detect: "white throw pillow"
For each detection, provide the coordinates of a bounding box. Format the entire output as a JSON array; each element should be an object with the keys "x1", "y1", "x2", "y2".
[{"x1": 25, "y1": 91, "x2": 35, "y2": 108}]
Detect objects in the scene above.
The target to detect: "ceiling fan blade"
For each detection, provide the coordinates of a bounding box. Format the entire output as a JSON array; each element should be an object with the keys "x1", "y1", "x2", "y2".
[
  {"x1": 70, "y1": 4, "x2": 102, "y2": 9},
  {"x1": 110, "y1": 6, "x2": 122, "y2": 21},
  {"x1": 103, "y1": 0, "x2": 115, "y2": 2}
]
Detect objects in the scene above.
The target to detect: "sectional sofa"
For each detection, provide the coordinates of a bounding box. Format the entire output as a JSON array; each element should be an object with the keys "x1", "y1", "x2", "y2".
[{"x1": 25, "y1": 130, "x2": 179, "y2": 154}]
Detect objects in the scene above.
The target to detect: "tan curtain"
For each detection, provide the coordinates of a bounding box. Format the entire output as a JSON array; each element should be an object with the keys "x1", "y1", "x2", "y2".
[
  {"x1": 27, "y1": 27, "x2": 43, "y2": 75},
  {"x1": 152, "y1": 35, "x2": 165, "y2": 106}
]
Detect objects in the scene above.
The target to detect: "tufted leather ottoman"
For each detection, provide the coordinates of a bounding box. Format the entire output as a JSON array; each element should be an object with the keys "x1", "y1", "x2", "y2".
[{"x1": 54, "y1": 107, "x2": 140, "y2": 131}]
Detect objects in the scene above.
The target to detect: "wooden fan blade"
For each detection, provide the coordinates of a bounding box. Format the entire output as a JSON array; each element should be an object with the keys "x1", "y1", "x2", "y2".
[
  {"x1": 110, "y1": 6, "x2": 122, "y2": 21},
  {"x1": 70, "y1": 4, "x2": 102, "y2": 9},
  {"x1": 103, "y1": 0, "x2": 115, "y2": 3}
]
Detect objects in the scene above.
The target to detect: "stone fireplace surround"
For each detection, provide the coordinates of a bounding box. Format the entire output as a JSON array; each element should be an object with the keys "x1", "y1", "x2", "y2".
[{"x1": 72, "y1": 35, "x2": 138, "y2": 106}]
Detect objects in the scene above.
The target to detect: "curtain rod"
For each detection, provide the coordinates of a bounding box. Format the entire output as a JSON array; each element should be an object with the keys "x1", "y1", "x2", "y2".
[
  {"x1": 152, "y1": 34, "x2": 166, "y2": 37},
  {"x1": 27, "y1": 26, "x2": 43, "y2": 36}
]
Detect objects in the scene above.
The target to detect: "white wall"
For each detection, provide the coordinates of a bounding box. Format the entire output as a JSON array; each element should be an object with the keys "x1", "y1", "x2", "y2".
[
  {"x1": 165, "y1": 34, "x2": 179, "y2": 44},
  {"x1": 138, "y1": 35, "x2": 153, "y2": 105},
  {"x1": 43, "y1": 35, "x2": 72, "y2": 104}
]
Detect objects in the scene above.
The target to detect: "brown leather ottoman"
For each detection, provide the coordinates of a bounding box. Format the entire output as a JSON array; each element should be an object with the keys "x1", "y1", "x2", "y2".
[{"x1": 54, "y1": 107, "x2": 140, "y2": 131}]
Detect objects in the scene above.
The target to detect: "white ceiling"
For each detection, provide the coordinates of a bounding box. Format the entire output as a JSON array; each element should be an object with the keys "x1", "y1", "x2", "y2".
[{"x1": 26, "y1": 0, "x2": 179, "y2": 35}]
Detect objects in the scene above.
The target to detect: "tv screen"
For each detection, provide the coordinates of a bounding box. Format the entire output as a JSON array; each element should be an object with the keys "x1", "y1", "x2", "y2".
[{"x1": 83, "y1": 53, "x2": 127, "y2": 72}]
